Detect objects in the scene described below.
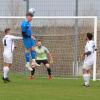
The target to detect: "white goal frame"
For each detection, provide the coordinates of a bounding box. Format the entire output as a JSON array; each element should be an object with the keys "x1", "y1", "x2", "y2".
[{"x1": 0, "y1": 16, "x2": 97, "y2": 81}]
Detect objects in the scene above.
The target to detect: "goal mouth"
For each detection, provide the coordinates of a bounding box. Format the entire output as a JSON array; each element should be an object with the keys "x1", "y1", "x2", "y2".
[{"x1": 0, "y1": 16, "x2": 97, "y2": 81}]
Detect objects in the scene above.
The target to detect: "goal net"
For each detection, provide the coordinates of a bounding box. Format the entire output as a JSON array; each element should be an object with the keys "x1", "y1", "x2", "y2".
[{"x1": 0, "y1": 16, "x2": 97, "y2": 80}]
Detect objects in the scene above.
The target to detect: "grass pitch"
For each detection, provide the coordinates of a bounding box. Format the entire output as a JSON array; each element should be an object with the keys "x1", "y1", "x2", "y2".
[{"x1": 0, "y1": 73, "x2": 100, "y2": 100}]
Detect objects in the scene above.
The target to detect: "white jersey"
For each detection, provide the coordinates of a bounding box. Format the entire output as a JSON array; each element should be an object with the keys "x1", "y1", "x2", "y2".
[
  {"x1": 85, "y1": 40, "x2": 96, "y2": 60},
  {"x1": 2, "y1": 35, "x2": 22, "y2": 63},
  {"x1": 83, "y1": 40, "x2": 96, "y2": 69},
  {"x1": 2, "y1": 35, "x2": 22, "y2": 53}
]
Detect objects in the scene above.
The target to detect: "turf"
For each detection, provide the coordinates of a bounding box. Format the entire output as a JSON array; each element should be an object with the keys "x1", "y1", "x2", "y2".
[{"x1": 0, "y1": 73, "x2": 100, "y2": 100}]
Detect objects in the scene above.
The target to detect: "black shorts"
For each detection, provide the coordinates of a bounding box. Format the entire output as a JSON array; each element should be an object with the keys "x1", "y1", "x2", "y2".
[{"x1": 36, "y1": 60, "x2": 49, "y2": 65}]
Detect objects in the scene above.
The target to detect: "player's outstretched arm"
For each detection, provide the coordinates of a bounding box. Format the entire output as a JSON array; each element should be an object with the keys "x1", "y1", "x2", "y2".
[{"x1": 10, "y1": 35, "x2": 22, "y2": 40}]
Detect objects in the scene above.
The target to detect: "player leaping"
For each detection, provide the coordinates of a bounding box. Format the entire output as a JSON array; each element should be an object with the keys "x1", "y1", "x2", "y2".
[
  {"x1": 2, "y1": 28, "x2": 22, "y2": 83},
  {"x1": 21, "y1": 11, "x2": 40, "y2": 71},
  {"x1": 82, "y1": 33, "x2": 96, "y2": 87}
]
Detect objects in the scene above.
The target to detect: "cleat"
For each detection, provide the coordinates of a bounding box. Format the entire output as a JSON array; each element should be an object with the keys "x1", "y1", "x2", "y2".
[
  {"x1": 26, "y1": 64, "x2": 33, "y2": 71},
  {"x1": 35, "y1": 63, "x2": 40, "y2": 67},
  {"x1": 27, "y1": 67, "x2": 33, "y2": 71},
  {"x1": 31, "y1": 61, "x2": 40, "y2": 67},
  {"x1": 6, "y1": 78, "x2": 10, "y2": 82},
  {"x1": 2, "y1": 77, "x2": 7, "y2": 83},
  {"x1": 83, "y1": 83, "x2": 86, "y2": 87},
  {"x1": 48, "y1": 76, "x2": 52, "y2": 80},
  {"x1": 85, "y1": 84, "x2": 90, "y2": 87},
  {"x1": 28, "y1": 76, "x2": 35, "y2": 80},
  {"x1": 83, "y1": 84, "x2": 90, "y2": 87},
  {"x1": 2, "y1": 77, "x2": 9, "y2": 83}
]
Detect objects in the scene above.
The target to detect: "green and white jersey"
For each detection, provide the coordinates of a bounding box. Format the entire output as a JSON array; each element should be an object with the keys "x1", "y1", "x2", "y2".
[{"x1": 35, "y1": 46, "x2": 49, "y2": 60}]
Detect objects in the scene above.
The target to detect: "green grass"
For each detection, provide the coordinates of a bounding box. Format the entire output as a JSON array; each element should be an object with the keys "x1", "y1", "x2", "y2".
[{"x1": 0, "y1": 73, "x2": 100, "y2": 100}]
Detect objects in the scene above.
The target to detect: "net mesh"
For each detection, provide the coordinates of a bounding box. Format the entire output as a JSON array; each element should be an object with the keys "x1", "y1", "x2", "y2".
[{"x1": 0, "y1": 17, "x2": 96, "y2": 78}]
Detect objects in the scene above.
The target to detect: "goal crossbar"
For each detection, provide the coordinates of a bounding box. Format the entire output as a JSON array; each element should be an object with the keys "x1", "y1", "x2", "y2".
[{"x1": 0, "y1": 16, "x2": 97, "y2": 19}]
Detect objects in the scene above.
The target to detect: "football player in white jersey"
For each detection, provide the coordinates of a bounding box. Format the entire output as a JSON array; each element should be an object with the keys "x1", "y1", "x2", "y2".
[
  {"x1": 82, "y1": 33, "x2": 96, "y2": 87},
  {"x1": 2, "y1": 28, "x2": 22, "y2": 83}
]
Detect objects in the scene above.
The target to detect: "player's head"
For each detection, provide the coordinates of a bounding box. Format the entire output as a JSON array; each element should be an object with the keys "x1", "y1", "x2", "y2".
[
  {"x1": 37, "y1": 40, "x2": 42, "y2": 47},
  {"x1": 5, "y1": 28, "x2": 11, "y2": 35},
  {"x1": 86, "y1": 33, "x2": 93, "y2": 40},
  {"x1": 26, "y1": 12, "x2": 33, "y2": 22}
]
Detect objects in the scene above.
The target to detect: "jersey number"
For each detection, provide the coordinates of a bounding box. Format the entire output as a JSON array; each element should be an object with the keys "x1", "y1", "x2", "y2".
[{"x1": 4, "y1": 39, "x2": 7, "y2": 46}]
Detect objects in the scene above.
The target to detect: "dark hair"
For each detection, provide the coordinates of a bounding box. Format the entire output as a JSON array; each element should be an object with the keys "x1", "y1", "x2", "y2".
[
  {"x1": 5, "y1": 28, "x2": 10, "y2": 34},
  {"x1": 37, "y1": 39, "x2": 42, "y2": 42},
  {"x1": 26, "y1": 12, "x2": 33, "y2": 17},
  {"x1": 87, "y1": 33, "x2": 93, "y2": 40}
]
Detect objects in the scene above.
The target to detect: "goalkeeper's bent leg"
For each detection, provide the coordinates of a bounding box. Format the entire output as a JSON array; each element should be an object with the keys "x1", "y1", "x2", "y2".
[
  {"x1": 47, "y1": 68, "x2": 51, "y2": 76},
  {"x1": 45, "y1": 64, "x2": 52, "y2": 79},
  {"x1": 31, "y1": 68, "x2": 35, "y2": 76},
  {"x1": 29, "y1": 64, "x2": 36, "y2": 79}
]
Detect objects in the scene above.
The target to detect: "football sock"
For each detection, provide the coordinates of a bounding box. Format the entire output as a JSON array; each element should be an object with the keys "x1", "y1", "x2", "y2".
[
  {"x1": 83, "y1": 74, "x2": 90, "y2": 85},
  {"x1": 47, "y1": 68, "x2": 51, "y2": 76},
  {"x1": 3, "y1": 66, "x2": 9, "y2": 79},
  {"x1": 26, "y1": 62, "x2": 30, "y2": 67},
  {"x1": 31, "y1": 50, "x2": 36, "y2": 60},
  {"x1": 25, "y1": 52, "x2": 30, "y2": 62},
  {"x1": 31, "y1": 68, "x2": 35, "y2": 76}
]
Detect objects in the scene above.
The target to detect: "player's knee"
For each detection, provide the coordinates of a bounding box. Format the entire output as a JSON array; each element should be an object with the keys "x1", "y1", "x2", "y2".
[
  {"x1": 29, "y1": 47, "x2": 35, "y2": 52},
  {"x1": 87, "y1": 70, "x2": 91, "y2": 74},
  {"x1": 31, "y1": 47, "x2": 35, "y2": 51},
  {"x1": 83, "y1": 69, "x2": 86, "y2": 74},
  {"x1": 25, "y1": 48, "x2": 30, "y2": 53},
  {"x1": 31, "y1": 64, "x2": 36, "y2": 68},
  {"x1": 45, "y1": 64, "x2": 50, "y2": 68},
  {"x1": 83, "y1": 68, "x2": 88, "y2": 74},
  {"x1": 9, "y1": 64, "x2": 12, "y2": 67}
]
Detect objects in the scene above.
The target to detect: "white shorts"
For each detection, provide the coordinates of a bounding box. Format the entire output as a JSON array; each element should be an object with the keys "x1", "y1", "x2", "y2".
[
  {"x1": 3, "y1": 52, "x2": 13, "y2": 64},
  {"x1": 83, "y1": 58, "x2": 94, "y2": 70}
]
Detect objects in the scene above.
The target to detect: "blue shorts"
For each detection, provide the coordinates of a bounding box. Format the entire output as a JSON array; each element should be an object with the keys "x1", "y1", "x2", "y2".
[{"x1": 23, "y1": 38, "x2": 36, "y2": 49}]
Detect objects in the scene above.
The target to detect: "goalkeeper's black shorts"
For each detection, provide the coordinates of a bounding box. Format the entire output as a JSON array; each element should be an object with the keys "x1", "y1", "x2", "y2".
[{"x1": 36, "y1": 60, "x2": 49, "y2": 65}]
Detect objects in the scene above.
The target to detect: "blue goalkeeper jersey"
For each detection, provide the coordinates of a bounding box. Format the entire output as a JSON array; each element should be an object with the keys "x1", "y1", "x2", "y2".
[{"x1": 21, "y1": 20, "x2": 36, "y2": 48}]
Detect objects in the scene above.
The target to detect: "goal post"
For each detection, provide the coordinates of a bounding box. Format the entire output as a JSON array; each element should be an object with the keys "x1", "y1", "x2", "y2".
[
  {"x1": 93, "y1": 16, "x2": 97, "y2": 81},
  {"x1": 0, "y1": 16, "x2": 97, "y2": 80}
]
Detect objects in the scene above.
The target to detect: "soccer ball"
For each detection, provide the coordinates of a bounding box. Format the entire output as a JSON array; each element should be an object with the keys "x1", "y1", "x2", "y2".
[{"x1": 29, "y1": 8, "x2": 36, "y2": 14}]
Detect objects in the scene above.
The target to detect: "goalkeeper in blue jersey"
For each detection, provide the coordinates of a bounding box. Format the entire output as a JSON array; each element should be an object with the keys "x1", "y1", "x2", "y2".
[{"x1": 21, "y1": 12, "x2": 39, "y2": 71}]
